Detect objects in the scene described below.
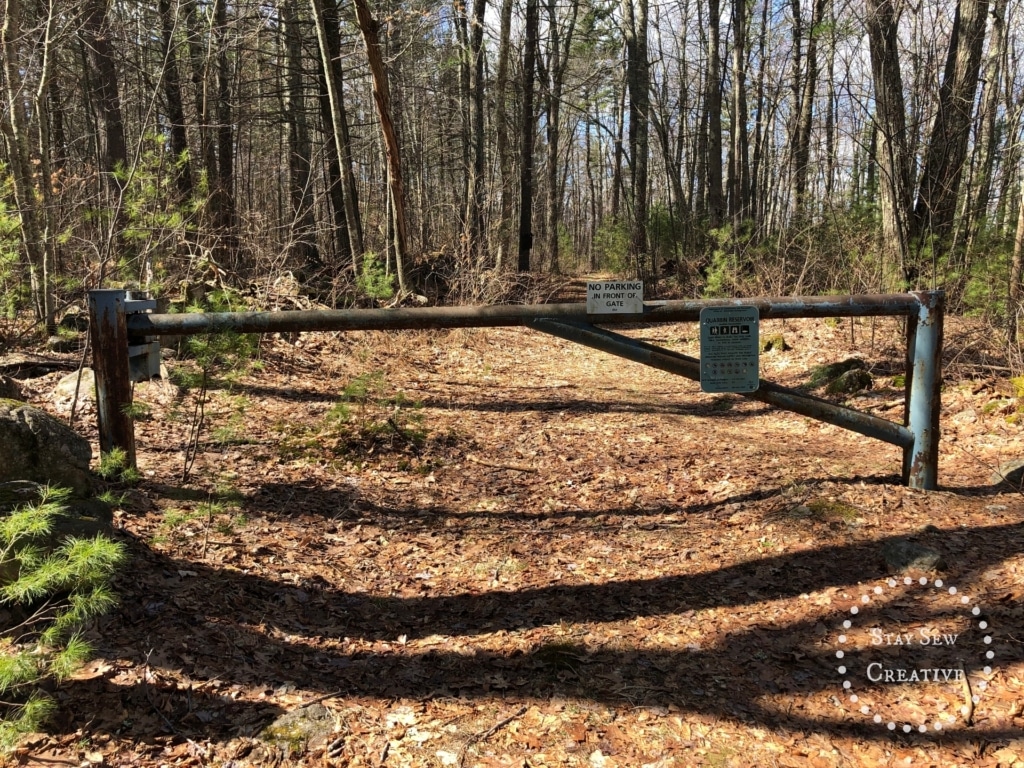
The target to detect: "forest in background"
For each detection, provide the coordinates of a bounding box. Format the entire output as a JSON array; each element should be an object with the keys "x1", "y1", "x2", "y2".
[{"x1": 1, "y1": 0, "x2": 1023, "y2": 342}]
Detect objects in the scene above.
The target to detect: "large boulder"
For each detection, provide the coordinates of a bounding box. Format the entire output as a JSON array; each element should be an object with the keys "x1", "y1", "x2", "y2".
[{"x1": 0, "y1": 400, "x2": 93, "y2": 495}]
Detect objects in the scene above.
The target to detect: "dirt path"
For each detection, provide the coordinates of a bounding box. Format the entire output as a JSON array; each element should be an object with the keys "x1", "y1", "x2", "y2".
[{"x1": 21, "y1": 314, "x2": 1024, "y2": 767}]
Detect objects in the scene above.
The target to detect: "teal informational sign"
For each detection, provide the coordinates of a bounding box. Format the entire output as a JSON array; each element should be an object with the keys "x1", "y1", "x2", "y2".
[{"x1": 699, "y1": 306, "x2": 760, "y2": 393}]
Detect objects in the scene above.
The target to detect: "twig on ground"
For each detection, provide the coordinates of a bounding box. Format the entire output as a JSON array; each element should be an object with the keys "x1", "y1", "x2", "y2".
[
  {"x1": 326, "y1": 734, "x2": 346, "y2": 759},
  {"x1": 958, "y1": 661, "x2": 974, "y2": 726},
  {"x1": 466, "y1": 455, "x2": 537, "y2": 472},
  {"x1": 143, "y1": 651, "x2": 178, "y2": 734},
  {"x1": 67, "y1": 333, "x2": 92, "y2": 430},
  {"x1": 458, "y1": 706, "x2": 528, "y2": 767},
  {"x1": 298, "y1": 689, "x2": 346, "y2": 708}
]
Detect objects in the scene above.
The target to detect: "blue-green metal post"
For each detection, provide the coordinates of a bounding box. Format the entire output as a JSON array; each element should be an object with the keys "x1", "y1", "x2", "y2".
[{"x1": 903, "y1": 291, "x2": 944, "y2": 489}]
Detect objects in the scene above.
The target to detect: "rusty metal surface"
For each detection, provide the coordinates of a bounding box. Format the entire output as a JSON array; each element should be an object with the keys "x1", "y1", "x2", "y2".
[
  {"x1": 88, "y1": 290, "x2": 137, "y2": 465},
  {"x1": 530, "y1": 319, "x2": 915, "y2": 451},
  {"x1": 126, "y1": 293, "x2": 930, "y2": 336},
  {"x1": 102, "y1": 289, "x2": 943, "y2": 486},
  {"x1": 903, "y1": 291, "x2": 944, "y2": 490}
]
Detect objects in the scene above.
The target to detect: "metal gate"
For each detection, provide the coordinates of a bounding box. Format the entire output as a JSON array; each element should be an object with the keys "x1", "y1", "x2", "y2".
[{"x1": 88, "y1": 290, "x2": 943, "y2": 489}]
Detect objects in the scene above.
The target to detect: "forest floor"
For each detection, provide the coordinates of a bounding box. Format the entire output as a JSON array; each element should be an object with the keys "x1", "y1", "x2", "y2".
[{"x1": 8, "y1": 295, "x2": 1024, "y2": 767}]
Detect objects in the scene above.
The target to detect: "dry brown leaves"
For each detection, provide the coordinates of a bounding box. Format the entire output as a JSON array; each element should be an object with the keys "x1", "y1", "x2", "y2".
[{"x1": 11, "y1": 314, "x2": 1024, "y2": 768}]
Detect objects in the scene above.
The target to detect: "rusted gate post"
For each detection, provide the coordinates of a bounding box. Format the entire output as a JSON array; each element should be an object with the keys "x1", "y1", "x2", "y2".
[
  {"x1": 88, "y1": 289, "x2": 136, "y2": 466},
  {"x1": 903, "y1": 291, "x2": 944, "y2": 490}
]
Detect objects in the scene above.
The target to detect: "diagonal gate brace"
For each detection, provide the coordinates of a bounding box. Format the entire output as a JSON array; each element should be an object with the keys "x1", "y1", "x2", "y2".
[{"x1": 528, "y1": 317, "x2": 915, "y2": 465}]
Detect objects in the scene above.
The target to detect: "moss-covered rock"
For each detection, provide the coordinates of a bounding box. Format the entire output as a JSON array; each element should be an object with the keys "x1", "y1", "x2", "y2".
[
  {"x1": 882, "y1": 538, "x2": 945, "y2": 573},
  {"x1": 808, "y1": 357, "x2": 866, "y2": 390},
  {"x1": 825, "y1": 368, "x2": 873, "y2": 395},
  {"x1": 759, "y1": 334, "x2": 791, "y2": 352},
  {"x1": 260, "y1": 703, "x2": 336, "y2": 758}
]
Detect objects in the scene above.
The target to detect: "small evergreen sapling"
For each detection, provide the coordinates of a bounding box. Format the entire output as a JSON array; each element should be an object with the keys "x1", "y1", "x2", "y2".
[{"x1": 0, "y1": 487, "x2": 125, "y2": 751}]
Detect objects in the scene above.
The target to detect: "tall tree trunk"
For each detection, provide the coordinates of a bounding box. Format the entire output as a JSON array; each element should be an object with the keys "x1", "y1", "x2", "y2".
[
  {"x1": 159, "y1": 0, "x2": 194, "y2": 199},
  {"x1": 311, "y1": 0, "x2": 363, "y2": 266},
  {"x1": 705, "y1": 0, "x2": 724, "y2": 227},
  {"x1": 728, "y1": 0, "x2": 750, "y2": 223},
  {"x1": 865, "y1": 0, "x2": 913, "y2": 284},
  {"x1": 610, "y1": 56, "x2": 626, "y2": 221},
  {"x1": 911, "y1": 0, "x2": 989, "y2": 257},
  {"x1": 353, "y1": 0, "x2": 409, "y2": 293},
  {"x1": 1010, "y1": 170, "x2": 1024, "y2": 342},
  {"x1": 544, "y1": 0, "x2": 579, "y2": 275},
  {"x1": 464, "y1": 0, "x2": 487, "y2": 269},
  {"x1": 749, "y1": 0, "x2": 770, "y2": 227},
  {"x1": 517, "y1": 0, "x2": 538, "y2": 271},
  {"x1": 1, "y1": 0, "x2": 56, "y2": 330},
  {"x1": 791, "y1": 0, "x2": 828, "y2": 216},
  {"x1": 622, "y1": 0, "x2": 649, "y2": 275},
  {"x1": 81, "y1": 0, "x2": 130, "y2": 279},
  {"x1": 493, "y1": 0, "x2": 514, "y2": 270},
  {"x1": 81, "y1": 0, "x2": 127, "y2": 194},
  {"x1": 964, "y1": 0, "x2": 1007, "y2": 254},
  {"x1": 212, "y1": 0, "x2": 237, "y2": 263},
  {"x1": 316, "y1": 65, "x2": 352, "y2": 266},
  {"x1": 281, "y1": 0, "x2": 319, "y2": 271},
  {"x1": 185, "y1": 0, "x2": 219, "y2": 235}
]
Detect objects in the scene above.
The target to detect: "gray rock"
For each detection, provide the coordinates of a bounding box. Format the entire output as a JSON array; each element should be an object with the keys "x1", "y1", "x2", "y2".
[
  {"x1": 882, "y1": 537, "x2": 945, "y2": 573},
  {"x1": 825, "y1": 368, "x2": 873, "y2": 395},
  {"x1": 53, "y1": 368, "x2": 96, "y2": 403},
  {"x1": 809, "y1": 357, "x2": 866, "y2": 389},
  {"x1": 991, "y1": 459, "x2": 1024, "y2": 488},
  {"x1": 46, "y1": 334, "x2": 82, "y2": 353},
  {"x1": 58, "y1": 306, "x2": 89, "y2": 332},
  {"x1": 0, "y1": 400, "x2": 93, "y2": 495},
  {"x1": 260, "y1": 703, "x2": 336, "y2": 758},
  {"x1": 0, "y1": 375, "x2": 21, "y2": 400}
]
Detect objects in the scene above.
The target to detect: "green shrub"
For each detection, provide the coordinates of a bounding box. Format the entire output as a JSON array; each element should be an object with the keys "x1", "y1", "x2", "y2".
[
  {"x1": 96, "y1": 448, "x2": 141, "y2": 485},
  {"x1": 357, "y1": 253, "x2": 395, "y2": 302},
  {"x1": 0, "y1": 487, "x2": 125, "y2": 751}
]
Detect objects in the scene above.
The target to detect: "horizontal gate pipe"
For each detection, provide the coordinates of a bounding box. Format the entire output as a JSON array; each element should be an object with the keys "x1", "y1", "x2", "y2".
[
  {"x1": 125, "y1": 293, "x2": 930, "y2": 336},
  {"x1": 529, "y1": 319, "x2": 916, "y2": 451}
]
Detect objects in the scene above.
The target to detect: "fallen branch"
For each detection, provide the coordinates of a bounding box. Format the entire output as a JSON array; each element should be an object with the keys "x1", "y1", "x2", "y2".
[
  {"x1": 458, "y1": 706, "x2": 527, "y2": 768},
  {"x1": 466, "y1": 455, "x2": 537, "y2": 472}
]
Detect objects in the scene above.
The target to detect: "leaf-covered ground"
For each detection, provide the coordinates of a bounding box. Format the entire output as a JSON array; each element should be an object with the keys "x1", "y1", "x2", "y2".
[{"x1": 12, "y1": 311, "x2": 1024, "y2": 767}]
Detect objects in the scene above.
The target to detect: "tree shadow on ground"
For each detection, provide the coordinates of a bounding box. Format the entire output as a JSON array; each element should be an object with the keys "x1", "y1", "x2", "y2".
[{"x1": 58, "y1": 489, "x2": 1024, "y2": 749}]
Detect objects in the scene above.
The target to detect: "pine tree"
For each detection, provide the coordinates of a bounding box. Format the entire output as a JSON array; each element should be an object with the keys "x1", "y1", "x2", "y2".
[{"x1": 0, "y1": 487, "x2": 125, "y2": 751}]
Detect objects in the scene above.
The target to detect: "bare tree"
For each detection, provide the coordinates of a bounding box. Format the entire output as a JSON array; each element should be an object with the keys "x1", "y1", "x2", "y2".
[{"x1": 353, "y1": 0, "x2": 409, "y2": 293}]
